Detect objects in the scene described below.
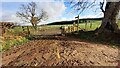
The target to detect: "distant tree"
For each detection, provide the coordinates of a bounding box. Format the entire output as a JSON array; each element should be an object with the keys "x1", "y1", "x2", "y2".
[{"x1": 16, "y1": 2, "x2": 48, "y2": 30}]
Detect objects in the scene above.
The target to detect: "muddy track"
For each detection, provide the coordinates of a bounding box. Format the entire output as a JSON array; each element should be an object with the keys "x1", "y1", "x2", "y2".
[{"x1": 2, "y1": 35, "x2": 119, "y2": 66}]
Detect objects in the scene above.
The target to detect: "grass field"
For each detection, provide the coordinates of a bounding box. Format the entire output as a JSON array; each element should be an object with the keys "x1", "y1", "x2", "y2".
[
  {"x1": 5, "y1": 20, "x2": 120, "y2": 36},
  {"x1": 13, "y1": 20, "x2": 120, "y2": 32},
  {"x1": 41, "y1": 20, "x2": 120, "y2": 31}
]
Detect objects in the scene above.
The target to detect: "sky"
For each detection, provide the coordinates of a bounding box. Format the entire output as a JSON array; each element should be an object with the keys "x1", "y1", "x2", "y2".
[{"x1": 0, "y1": 0, "x2": 120, "y2": 25}]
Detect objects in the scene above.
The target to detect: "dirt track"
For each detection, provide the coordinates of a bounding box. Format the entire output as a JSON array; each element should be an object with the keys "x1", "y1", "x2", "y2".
[{"x1": 2, "y1": 35, "x2": 118, "y2": 66}]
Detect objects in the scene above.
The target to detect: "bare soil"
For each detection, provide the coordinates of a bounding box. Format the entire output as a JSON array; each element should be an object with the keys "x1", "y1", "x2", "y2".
[{"x1": 2, "y1": 35, "x2": 119, "y2": 66}]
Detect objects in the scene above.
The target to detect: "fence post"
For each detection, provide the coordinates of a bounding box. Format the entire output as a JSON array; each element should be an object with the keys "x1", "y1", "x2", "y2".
[
  {"x1": 22, "y1": 26, "x2": 25, "y2": 31},
  {"x1": 85, "y1": 20, "x2": 87, "y2": 30},
  {"x1": 75, "y1": 15, "x2": 79, "y2": 32},
  {"x1": 90, "y1": 21, "x2": 92, "y2": 28},
  {"x1": 27, "y1": 26, "x2": 30, "y2": 35}
]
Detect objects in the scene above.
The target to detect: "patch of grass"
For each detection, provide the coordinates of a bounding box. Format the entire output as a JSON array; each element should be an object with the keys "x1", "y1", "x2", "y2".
[
  {"x1": 1, "y1": 28, "x2": 30, "y2": 52},
  {"x1": 1, "y1": 36, "x2": 29, "y2": 51},
  {"x1": 40, "y1": 25, "x2": 62, "y2": 29},
  {"x1": 78, "y1": 21, "x2": 101, "y2": 30},
  {"x1": 118, "y1": 20, "x2": 120, "y2": 29}
]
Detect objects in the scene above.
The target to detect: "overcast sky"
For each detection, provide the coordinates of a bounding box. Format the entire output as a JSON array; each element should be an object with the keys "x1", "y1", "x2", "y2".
[{"x1": 0, "y1": 0, "x2": 120, "y2": 25}]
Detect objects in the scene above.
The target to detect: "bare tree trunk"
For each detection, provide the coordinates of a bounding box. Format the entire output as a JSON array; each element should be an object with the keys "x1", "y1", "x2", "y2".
[{"x1": 96, "y1": 2, "x2": 120, "y2": 34}]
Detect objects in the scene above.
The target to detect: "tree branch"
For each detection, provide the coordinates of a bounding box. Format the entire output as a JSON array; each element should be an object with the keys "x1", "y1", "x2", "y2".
[{"x1": 100, "y1": 1, "x2": 105, "y2": 13}]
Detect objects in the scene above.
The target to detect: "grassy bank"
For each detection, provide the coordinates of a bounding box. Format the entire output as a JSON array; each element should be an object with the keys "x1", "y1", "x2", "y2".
[{"x1": 1, "y1": 28, "x2": 30, "y2": 51}]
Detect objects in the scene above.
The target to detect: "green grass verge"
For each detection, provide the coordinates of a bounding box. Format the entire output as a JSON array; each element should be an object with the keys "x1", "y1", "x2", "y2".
[{"x1": 1, "y1": 36, "x2": 29, "y2": 51}]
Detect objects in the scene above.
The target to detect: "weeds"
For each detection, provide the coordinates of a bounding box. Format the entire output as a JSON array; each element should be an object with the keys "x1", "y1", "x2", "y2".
[
  {"x1": 1, "y1": 36, "x2": 29, "y2": 51},
  {"x1": 1, "y1": 29, "x2": 29, "y2": 51}
]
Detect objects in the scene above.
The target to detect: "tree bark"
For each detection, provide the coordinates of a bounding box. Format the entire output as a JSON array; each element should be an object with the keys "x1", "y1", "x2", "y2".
[{"x1": 96, "y1": 2, "x2": 120, "y2": 34}]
